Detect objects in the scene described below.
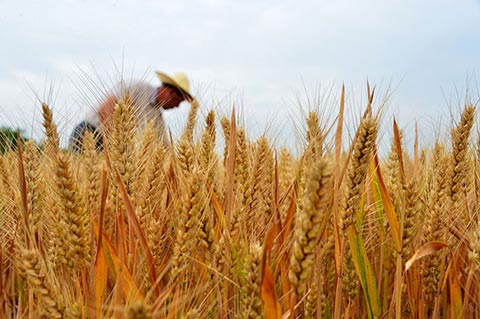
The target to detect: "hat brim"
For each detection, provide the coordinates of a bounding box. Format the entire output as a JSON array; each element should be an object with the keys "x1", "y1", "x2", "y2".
[{"x1": 156, "y1": 71, "x2": 193, "y2": 101}]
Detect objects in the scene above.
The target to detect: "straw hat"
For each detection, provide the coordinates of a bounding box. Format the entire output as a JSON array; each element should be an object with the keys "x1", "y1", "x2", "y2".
[{"x1": 155, "y1": 71, "x2": 193, "y2": 101}]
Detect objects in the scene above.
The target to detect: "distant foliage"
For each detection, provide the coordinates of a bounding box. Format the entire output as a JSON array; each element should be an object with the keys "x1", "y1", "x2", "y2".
[{"x1": 0, "y1": 126, "x2": 27, "y2": 154}]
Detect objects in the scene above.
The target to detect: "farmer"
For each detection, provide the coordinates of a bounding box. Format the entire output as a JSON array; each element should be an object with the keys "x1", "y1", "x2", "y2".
[{"x1": 69, "y1": 71, "x2": 193, "y2": 152}]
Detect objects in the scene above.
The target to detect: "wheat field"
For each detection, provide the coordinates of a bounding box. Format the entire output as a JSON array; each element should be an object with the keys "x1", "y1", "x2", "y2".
[{"x1": 0, "y1": 86, "x2": 479, "y2": 319}]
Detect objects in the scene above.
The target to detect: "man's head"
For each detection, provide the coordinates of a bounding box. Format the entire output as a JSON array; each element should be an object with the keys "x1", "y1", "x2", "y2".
[{"x1": 155, "y1": 71, "x2": 193, "y2": 109}]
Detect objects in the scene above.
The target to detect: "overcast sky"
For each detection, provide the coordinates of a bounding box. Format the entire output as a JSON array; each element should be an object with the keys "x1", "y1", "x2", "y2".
[{"x1": 1, "y1": 0, "x2": 480, "y2": 151}]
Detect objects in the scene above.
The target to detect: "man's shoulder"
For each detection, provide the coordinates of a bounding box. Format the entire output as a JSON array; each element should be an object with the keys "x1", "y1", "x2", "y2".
[{"x1": 113, "y1": 79, "x2": 155, "y2": 97}]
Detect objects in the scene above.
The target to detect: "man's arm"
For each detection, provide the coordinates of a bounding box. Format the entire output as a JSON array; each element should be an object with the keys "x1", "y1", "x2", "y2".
[{"x1": 98, "y1": 95, "x2": 117, "y2": 130}]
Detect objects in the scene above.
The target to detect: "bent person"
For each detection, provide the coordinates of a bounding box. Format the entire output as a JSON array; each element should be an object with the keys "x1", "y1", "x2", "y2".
[{"x1": 69, "y1": 71, "x2": 193, "y2": 152}]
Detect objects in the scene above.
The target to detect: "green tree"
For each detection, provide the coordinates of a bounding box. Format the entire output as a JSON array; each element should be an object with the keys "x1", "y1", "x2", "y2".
[{"x1": 0, "y1": 127, "x2": 27, "y2": 154}]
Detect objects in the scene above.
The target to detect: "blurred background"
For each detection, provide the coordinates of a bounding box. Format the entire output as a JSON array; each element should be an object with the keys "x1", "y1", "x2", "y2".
[{"x1": 1, "y1": 0, "x2": 480, "y2": 152}]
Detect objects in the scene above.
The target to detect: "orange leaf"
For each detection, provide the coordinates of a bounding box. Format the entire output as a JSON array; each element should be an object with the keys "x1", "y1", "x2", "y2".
[
  {"x1": 278, "y1": 182, "x2": 296, "y2": 246},
  {"x1": 449, "y1": 257, "x2": 463, "y2": 319},
  {"x1": 405, "y1": 242, "x2": 448, "y2": 272},
  {"x1": 393, "y1": 119, "x2": 406, "y2": 186},
  {"x1": 116, "y1": 172, "x2": 159, "y2": 296},
  {"x1": 91, "y1": 167, "x2": 109, "y2": 318},
  {"x1": 276, "y1": 182, "x2": 296, "y2": 311},
  {"x1": 273, "y1": 154, "x2": 279, "y2": 227},
  {"x1": 264, "y1": 222, "x2": 277, "y2": 254},
  {"x1": 332, "y1": 86, "x2": 345, "y2": 319},
  {"x1": 224, "y1": 107, "x2": 237, "y2": 220},
  {"x1": 335, "y1": 84, "x2": 345, "y2": 164},
  {"x1": 93, "y1": 237, "x2": 108, "y2": 317},
  {"x1": 261, "y1": 225, "x2": 282, "y2": 319},
  {"x1": 207, "y1": 181, "x2": 227, "y2": 235},
  {"x1": 373, "y1": 152, "x2": 402, "y2": 252},
  {"x1": 93, "y1": 222, "x2": 144, "y2": 303},
  {"x1": 261, "y1": 264, "x2": 282, "y2": 319}
]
